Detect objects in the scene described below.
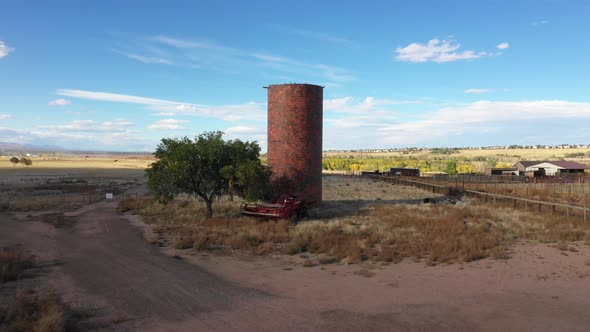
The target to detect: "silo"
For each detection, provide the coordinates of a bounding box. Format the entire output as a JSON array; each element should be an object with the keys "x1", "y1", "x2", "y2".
[{"x1": 267, "y1": 83, "x2": 323, "y2": 203}]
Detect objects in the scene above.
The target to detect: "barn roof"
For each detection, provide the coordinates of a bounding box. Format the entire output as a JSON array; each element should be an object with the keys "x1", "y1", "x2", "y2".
[
  {"x1": 515, "y1": 160, "x2": 590, "y2": 169},
  {"x1": 515, "y1": 161, "x2": 544, "y2": 168},
  {"x1": 545, "y1": 161, "x2": 590, "y2": 169}
]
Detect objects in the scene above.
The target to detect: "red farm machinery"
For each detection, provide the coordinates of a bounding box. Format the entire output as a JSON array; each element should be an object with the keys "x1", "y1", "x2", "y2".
[{"x1": 240, "y1": 194, "x2": 312, "y2": 219}]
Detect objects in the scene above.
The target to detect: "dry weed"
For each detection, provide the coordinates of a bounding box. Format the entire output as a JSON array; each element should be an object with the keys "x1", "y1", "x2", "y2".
[
  {"x1": 118, "y1": 176, "x2": 590, "y2": 265},
  {"x1": 0, "y1": 289, "x2": 73, "y2": 332},
  {"x1": 0, "y1": 246, "x2": 33, "y2": 283}
]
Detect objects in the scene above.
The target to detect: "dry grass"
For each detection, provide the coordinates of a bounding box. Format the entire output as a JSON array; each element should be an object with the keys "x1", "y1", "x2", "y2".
[
  {"x1": 0, "y1": 166, "x2": 145, "y2": 212},
  {"x1": 323, "y1": 147, "x2": 590, "y2": 162},
  {"x1": 119, "y1": 175, "x2": 590, "y2": 265},
  {"x1": 0, "y1": 156, "x2": 152, "y2": 170},
  {"x1": 0, "y1": 289, "x2": 75, "y2": 332},
  {"x1": 0, "y1": 246, "x2": 33, "y2": 284}
]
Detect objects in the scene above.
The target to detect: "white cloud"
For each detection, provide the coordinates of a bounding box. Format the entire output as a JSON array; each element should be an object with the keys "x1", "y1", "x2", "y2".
[
  {"x1": 272, "y1": 24, "x2": 355, "y2": 46},
  {"x1": 378, "y1": 100, "x2": 590, "y2": 145},
  {"x1": 37, "y1": 119, "x2": 133, "y2": 133},
  {"x1": 324, "y1": 96, "x2": 422, "y2": 114},
  {"x1": 251, "y1": 53, "x2": 289, "y2": 63},
  {"x1": 496, "y1": 42, "x2": 510, "y2": 50},
  {"x1": 395, "y1": 38, "x2": 489, "y2": 63},
  {"x1": 119, "y1": 52, "x2": 174, "y2": 65},
  {"x1": 117, "y1": 35, "x2": 354, "y2": 83},
  {"x1": 464, "y1": 88, "x2": 492, "y2": 94},
  {"x1": 0, "y1": 41, "x2": 14, "y2": 59},
  {"x1": 152, "y1": 111, "x2": 176, "y2": 116},
  {"x1": 225, "y1": 126, "x2": 266, "y2": 147},
  {"x1": 153, "y1": 35, "x2": 216, "y2": 49},
  {"x1": 225, "y1": 126, "x2": 260, "y2": 134},
  {"x1": 0, "y1": 118, "x2": 153, "y2": 151},
  {"x1": 531, "y1": 20, "x2": 549, "y2": 27},
  {"x1": 57, "y1": 89, "x2": 264, "y2": 121},
  {"x1": 0, "y1": 114, "x2": 11, "y2": 120},
  {"x1": 148, "y1": 118, "x2": 189, "y2": 130},
  {"x1": 48, "y1": 98, "x2": 71, "y2": 106}
]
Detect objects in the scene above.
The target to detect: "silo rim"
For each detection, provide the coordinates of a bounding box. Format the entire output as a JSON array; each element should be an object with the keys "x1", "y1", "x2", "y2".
[{"x1": 263, "y1": 83, "x2": 324, "y2": 89}]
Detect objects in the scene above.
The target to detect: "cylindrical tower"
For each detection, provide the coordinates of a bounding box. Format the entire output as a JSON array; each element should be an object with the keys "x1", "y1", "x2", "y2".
[{"x1": 267, "y1": 83, "x2": 323, "y2": 203}]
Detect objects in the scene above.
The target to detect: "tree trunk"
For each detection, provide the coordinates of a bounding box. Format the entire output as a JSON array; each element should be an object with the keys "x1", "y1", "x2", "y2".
[
  {"x1": 228, "y1": 178, "x2": 234, "y2": 202},
  {"x1": 204, "y1": 198, "x2": 213, "y2": 219}
]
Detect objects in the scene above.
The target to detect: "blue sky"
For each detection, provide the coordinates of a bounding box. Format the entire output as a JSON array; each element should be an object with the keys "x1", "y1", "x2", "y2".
[{"x1": 1, "y1": 0, "x2": 590, "y2": 151}]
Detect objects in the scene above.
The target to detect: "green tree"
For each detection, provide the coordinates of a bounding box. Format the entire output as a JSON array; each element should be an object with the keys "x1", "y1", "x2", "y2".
[
  {"x1": 19, "y1": 158, "x2": 32, "y2": 166},
  {"x1": 445, "y1": 160, "x2": 457, "y2": 175},
  {"x1": 146, "y1": 131, "x2": 271, "y2": 218}
]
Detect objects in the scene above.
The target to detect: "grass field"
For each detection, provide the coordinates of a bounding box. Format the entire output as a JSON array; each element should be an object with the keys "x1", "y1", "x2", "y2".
[
  {"x1": 324, "y1": 148, "x2": 590, "y2": 161},
  {"x1": 0, "y1": 156, "x2": 148, "y2": 212},
  {"x1": 0, "y1": 156, "x2": 153, "y2": 170},
  {"x1": 120, "y1": 175, "x2": 590, "y2": 265}
]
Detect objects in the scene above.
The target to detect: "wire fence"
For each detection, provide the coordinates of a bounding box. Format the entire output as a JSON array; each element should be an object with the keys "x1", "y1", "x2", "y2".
[{"x1": 362, "y1": 174, "x2": 590, "y2": 222}]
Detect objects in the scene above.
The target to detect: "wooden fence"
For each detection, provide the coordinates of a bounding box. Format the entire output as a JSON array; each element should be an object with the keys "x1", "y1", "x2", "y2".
[{"x1": 363, "y1": 174, "x2": 590, "y2": 222}]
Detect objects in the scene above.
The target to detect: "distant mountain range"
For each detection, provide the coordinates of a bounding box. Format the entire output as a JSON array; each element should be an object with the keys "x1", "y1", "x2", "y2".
[{"x1": 0, "y1": 142, "x2": 66, "y2": 152}]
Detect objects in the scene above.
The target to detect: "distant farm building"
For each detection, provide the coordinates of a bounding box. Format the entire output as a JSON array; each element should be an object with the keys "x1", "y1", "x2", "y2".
[
  {"x1": 514, "y1": 161, "x2": 590, "y2": 176},
  {"x1": 486, "y1": 167, "x2": 518, "y2": 176},
  {"x1": 384, "y1": 168, "x2": 420, "y2": 177}
]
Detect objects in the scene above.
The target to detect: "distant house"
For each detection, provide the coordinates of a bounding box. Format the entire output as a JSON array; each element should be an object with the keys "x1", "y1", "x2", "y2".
[
  {"x1": 384, "y1": 168, "x2": 420, "y2": 177},
  {"x1": 514, "y1": 161, "x2": 590, "y2": 176}
]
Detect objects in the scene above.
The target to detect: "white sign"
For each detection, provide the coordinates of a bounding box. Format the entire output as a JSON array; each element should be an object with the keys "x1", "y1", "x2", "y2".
[{"x1": 106, "y1": 193, "x2": 114, "y2": 200}]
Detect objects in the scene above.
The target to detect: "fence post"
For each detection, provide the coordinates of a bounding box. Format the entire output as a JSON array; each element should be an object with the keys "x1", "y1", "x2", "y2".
[{"x1": 585, "y1": 193, "x2": 587, "y2": 223}]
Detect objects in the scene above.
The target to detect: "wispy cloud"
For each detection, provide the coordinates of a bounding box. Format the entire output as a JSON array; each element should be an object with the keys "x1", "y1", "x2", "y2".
[
  {"x1": 117, "y1": 51, "x2": 174, "y2": 65},
  {"x1": 531, "y1": 20, "x2": 549, "y2": 27},
  {"x1": 496, "y1": 42, "x2": 510, "y2": 50},
  {"x1": 0, "y1": 114, "x2": 11, "y2": 120},
  {"x1": 1, "y1": 118, "x2": 154, "y2": 151},
  {"x1": 57, "y1": 89, "x2": 265, "y2": 121},
  {"x1": 225, "y1": 125, "x2": 266, "y2": 146},
  {"x1": 395, "y1": 38, "x2": 490, "y2": 63},
  {"x1": 48, "y1": 98, "x2": 71, "y2": 106},
  {"x1": 148, "y1": 118, "x2": 188, "y2": 130},
  {"x1": 378, "y1": 100, "x2": 590, "y2": 145},
  {"x1": 113, "y1": 34, "x2": 354, "y2": 84},
  {"x1": 153, "y1": 35, "x2": 218, "y2": 49},
  {"x1": 324, "y1": 96, "x2": 422, "y2": 114},
  {"x1": 37, "y1": 119, "x2": 133, "y2": 133},
  {"x1": 0, "y1": 41, "x2": 14, "y2": 59},
  {"x1": 151, "y1": 111, "x2": 176, "y2": 116},
  {"x1": 464, "y1": 88, "x2": 492, "y2": 94},
  {"x1": 272, "y1": 24, "x2": 355, "y2": 46}
]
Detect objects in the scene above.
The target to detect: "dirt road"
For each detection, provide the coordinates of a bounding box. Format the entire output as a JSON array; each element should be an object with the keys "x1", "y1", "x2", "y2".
[
  {"x1": 1, "y1": 199, "x2": 426, "y2": 331},
  {"x1": 3, "y1": 197, "x2": 590, "y2": 331}
]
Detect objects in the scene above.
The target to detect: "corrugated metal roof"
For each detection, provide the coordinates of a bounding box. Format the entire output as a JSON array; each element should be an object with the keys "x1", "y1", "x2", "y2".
[
  {"x1": 545, "y1": 161, "x2": 590, "y2": 169},
  {"x1": 515, "y1": 160, "x2": 590, "y2": 169},
  {"x1": 514, "y1": 161, "x2": 544, "y2": 167}
]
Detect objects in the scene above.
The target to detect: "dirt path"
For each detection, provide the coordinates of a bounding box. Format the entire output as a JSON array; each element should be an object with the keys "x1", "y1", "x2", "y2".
[
  {"x1": 1, "y1": 201, "x2": 270, "y2": 330},
  {"x1": 3, "y1": 195, "x2": 590, "y2": 331},
  {"x1": 1, "y1": 197, "x2": 423, "y2": 331}
]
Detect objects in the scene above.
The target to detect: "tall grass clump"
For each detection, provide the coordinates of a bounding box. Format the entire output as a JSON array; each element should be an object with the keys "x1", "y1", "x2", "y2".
[
  {"x1": 0, "y1": 246, "x2": 33, "y2": 283},
  {"x1": 0, "y1": 289, "x2": 75, "y2": 332}
]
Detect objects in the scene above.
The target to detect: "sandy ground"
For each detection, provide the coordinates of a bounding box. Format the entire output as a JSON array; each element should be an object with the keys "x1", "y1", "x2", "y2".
[{"x1": 2, "y1": 190, "x2": 590, "y2": 330}]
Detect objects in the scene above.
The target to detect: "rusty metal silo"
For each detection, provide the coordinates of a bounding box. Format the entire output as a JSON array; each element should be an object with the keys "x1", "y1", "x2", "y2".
[{"x1": 267, "y1": 83, "x2": 323, "y2": 203}]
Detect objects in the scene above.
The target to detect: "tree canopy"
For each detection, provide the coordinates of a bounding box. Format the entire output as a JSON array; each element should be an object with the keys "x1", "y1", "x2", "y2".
[
  {"x1": 19, "y1": 157, "x2": 32, "y2": 166},
  {"x1": 146, "y1": 131, "x2": 271, "y2": 218}
]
